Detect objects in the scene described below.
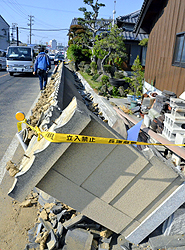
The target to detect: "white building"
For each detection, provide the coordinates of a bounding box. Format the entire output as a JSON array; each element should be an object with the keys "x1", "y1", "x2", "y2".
[
  {"x1": 49, "y1": 39, "x2": 57, "y2": 50},
  {"x1": 0, "y1": 15, "x2": 10, "y2": 50}
]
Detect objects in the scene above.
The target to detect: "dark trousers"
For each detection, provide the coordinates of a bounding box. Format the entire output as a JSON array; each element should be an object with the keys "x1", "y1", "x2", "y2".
[{"x1": 38, "y1": 70, "x2": 47, "y2": 90}]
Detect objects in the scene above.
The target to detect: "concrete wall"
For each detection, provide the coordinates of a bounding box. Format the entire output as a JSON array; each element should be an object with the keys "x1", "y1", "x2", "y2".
[{"x1": 7, "y1": 64, "x2": 184, "y2": 245}]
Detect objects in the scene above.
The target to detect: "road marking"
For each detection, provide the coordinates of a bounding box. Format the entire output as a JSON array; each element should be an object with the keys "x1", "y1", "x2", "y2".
[{"x1": 0, "y1": 72, "x2": 9, "y2": 78}]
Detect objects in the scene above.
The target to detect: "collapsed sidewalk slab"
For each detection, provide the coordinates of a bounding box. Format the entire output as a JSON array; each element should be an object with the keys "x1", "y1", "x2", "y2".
[{"x1": 7, "y1": 96, "x2": 183, "y2": 244}]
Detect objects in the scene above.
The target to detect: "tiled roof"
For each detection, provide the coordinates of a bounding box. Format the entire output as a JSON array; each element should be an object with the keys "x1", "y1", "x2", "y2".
[
  {"x1": 116, "y1": 10, "x2": 141, "y2": 24},
  {"x1": 70, "y1": 10, "x2": 149, "y2": 41},
  {"x1": 122, "y1": 31, "x2": 148, "y2": 41}
]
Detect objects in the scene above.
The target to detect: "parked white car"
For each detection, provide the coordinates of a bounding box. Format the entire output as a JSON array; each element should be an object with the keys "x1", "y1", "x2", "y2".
[
  {"x1": 0, "y1": 49, "x2": 6, "y2": 70},
  {"x1": 49, "y1": 53, "x2": 55, "y2": 61}
]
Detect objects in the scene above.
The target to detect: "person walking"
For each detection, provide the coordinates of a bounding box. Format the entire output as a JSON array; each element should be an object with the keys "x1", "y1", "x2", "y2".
[{"x1": 33, "y1": 47, "x2": 51, "y2": 91}]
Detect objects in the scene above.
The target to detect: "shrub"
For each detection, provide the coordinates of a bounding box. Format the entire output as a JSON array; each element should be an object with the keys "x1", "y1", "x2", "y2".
[
  {"x1": 90, "y1": 61, "x2": 97, "y2": 74},
  {"x1": 124, "y1": 76, "x2": 132, "y2": 83},
  {"x1": 114, "y1": 71, "x2": 125, "y2": 79},
  {"x1": 112, "y1": 86, "x2": 119, "y2": 96},
  {"x1": 78, "y1": 61, "x2": 86, "y2": 71},
  {"x1": 85, "y1": 68, "x2": 91, "y2": 74},
  {"x1": 101, "y1": 75, "x2": 109, "y2": 85},
  {"x1": 84, "y1": 64, "x2": 91, "y2": 75},
  {"x1": 139, "y1": 38, "x2": 148, "y2": 47},
  {"x1": 91, "y1": 73, "x2": 100, "y2": 81}
]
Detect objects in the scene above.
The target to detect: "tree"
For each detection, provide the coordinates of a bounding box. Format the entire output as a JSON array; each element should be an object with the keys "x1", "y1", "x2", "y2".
[
  {"x1": 67, "y1": 44, "x2": 91, "y2": 70},
  {"x1": 130, "y1": 55, "x2": 144, "y2": 97},
  {"x1": 68, "y1": 24, "x2": 87, "y2": 46},
  {"x1": 78, "y1": 0, "x2": 111, "y2": 61},
  {"x1": 139, "y1": 38, "x2": 148, "y2": 47},
  {"x1": 93, "y1": 25, "x2": 127, "y2": 74}
]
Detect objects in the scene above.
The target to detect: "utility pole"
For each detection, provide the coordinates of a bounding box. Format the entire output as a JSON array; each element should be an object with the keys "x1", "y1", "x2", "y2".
[
  {"x1": 112, "y1": 0, "x2": 116, "y2": 26},
  {"x1": 28, "y1": 15, "x2": 34, "y2": 44},
  {"x1": 16, "y1": 27, "x2": 19, "y2": 46},
  {"x1": 11, "y1": 23, "x2": 17, "y2": 43}
]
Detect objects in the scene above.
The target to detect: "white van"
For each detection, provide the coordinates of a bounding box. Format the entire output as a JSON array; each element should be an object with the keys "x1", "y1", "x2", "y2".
[{"x1": 0, "y1": 49, "x2": 6, "y2": 70}]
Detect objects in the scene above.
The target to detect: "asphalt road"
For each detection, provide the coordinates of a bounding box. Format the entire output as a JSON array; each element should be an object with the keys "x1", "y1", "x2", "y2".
[{"x1": 0, "y1": 66, "x2": 54, "y2": 162}]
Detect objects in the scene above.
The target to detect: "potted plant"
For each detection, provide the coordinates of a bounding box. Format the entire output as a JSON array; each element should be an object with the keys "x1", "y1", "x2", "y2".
[{"x1": 109, "y1": 71, "x2": 129, "y2": 88}]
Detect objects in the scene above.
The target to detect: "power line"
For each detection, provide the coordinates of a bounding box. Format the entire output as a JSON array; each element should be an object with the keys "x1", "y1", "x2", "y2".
[
  {"x1": 10, "y1": 0, "x2": 28, "y2": 17},
  {"x1": 2, "y1": 0, "x2": 27, "y2": 19},
  {"x1": 19, "y1": 27, "x2": 69, "y2": 31},
  {"x1": 1, "y1": 0, "x2": 81, "y2": 14}
]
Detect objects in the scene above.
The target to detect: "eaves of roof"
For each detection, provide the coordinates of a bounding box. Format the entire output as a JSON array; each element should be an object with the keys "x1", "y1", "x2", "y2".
[
  {"x1": 123, "y1": 31, "x2": 149, "y2": 41},
  {"x1": 134, "y1": 0, "x2": 168, "y2": 36},
  {"x1": 116, "y1": 10, "x2": 140, "y2": 27},
  {"x1": 0, "y1": 15, "x2": 10, "y2": 27},
  {"x1": 133, "y1": 0, "x2": 152, "y2": 35}
]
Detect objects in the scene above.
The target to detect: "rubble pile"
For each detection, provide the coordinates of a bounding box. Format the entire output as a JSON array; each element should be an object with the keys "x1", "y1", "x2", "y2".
[
  {"x1": 141, "y1": 90, "x2": 177, "y2": 133},
  {"x1": 121, "y1": 89, "x2": 185, "y2": 171},
  {"x1": 26, "y1": 69, "x2": 62, "y2": 141},
  {"x1": 141, "y1": 91, "x2": 170, "y2": 133},
  {"x1": 23, "y1": 191, "x2": 132, "y2": 250}
]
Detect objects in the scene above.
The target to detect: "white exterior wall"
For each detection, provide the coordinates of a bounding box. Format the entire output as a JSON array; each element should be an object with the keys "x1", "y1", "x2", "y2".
[{"x1": 0, "y1": 16, "x2": 10, "y2": 50}]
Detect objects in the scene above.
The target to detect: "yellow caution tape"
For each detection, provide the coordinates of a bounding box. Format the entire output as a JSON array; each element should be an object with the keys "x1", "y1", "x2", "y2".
[
  {"x1": 37, "y1": 131, "x2": 185, "y2": 146},
  {"x1": 16, "y1": 119, "x2": 185, "y2": 147}
]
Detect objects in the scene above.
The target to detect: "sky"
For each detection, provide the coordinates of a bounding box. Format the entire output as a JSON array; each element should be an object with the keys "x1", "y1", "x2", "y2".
[{"x1": 1, "y1": 0, "x2": 144, "y2": 46}]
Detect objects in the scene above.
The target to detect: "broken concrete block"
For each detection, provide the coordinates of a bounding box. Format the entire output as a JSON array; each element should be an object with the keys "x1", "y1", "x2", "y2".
[
  {"x1": 24, "y1": 242, "x2": 40, "y2": 249},
  {"x1": 6, "y1": 160, "x2": 19, "y2": 176},
  {"x1": 63, "y1": 228, "x2": 93, "y2": 250},
  {"x1": 39, "y1": 209, "x2": 48, "y2": 221},
  {"x1": 56, "y1": 222, "x2": 63, "y2": 238},
  {"x1": 46, "y1": 229, "x2": 57, "y2": 250},
  {"x1": 51, "y1": 204, "x2": 63, "y2": 214},
  {"x1": 48, "y1": 212, "x2": 57, "y2": 221},
  {"x1": 56, "y1": 209, "x2": 68, "y2": 222},
  {"x1": 98, "y1": 237, "x2": 112, "y2": 249},
  {"x1": 8, "y1": 167, "x2": 20, "y2": 177},
  {"x1": 44, "y1": 202, "x2": 55, "y2": 211},
  {"x1": 51, "y1": 218, "x2": 57, "y2": 228},
  {"x1": 111, "y1": 235, "x2": 131, "y2": 250},
  {"x1": 35, "y1": 231, "x2": 49, "y2": 250},
  {"x1": 28, "y1": 223, "x2": 40, "y2": 243},
  {"x1": 6, "y1": 160, "x2": 17, "y2": 170},
  {"x1": 36, "y1": 223, "x2": 43, "y2": 237},
  {"x1": 100, "y1": 229, "x2": 113, "y2": 238},
  {"x1": 149, "y1": 234, "x2": 185, "y2": 250},
  {"x1": 39, "y1": 217, "x2": 53, "y2": 232},
  {"x1": 162, "y1": 207, "x2": 185, "y2": 236},
  {"x1": 19, "y1": 199, "x2": 32, "y2": 207},
  {"x1": 63, "y1": 214, "x2": 85, "y2": 229}
]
